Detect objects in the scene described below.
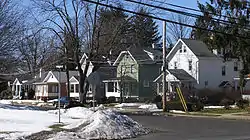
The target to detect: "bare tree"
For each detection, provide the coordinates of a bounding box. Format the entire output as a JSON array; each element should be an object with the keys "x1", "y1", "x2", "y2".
[
  {"x1": 167, "y1": 14, "x2": 192, "y2": 45},
  {"x1": 0, "y1": 0, "x2": 26, "y2": 73}
]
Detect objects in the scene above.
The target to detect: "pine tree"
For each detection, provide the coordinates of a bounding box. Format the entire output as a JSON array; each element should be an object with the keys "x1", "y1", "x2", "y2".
[{"x1": 129, "y1": 8, "x2": 161, "y2": 48}]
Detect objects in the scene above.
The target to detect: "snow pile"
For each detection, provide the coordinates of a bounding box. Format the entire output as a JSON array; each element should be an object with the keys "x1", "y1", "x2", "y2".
[
  {"x1": 0, "y1": 100, "x2": 12, "y2": 104},
  {"x1": 49, "y1": 109, "x2": 149, "y2": 140},
  {"x1": 114, "y1": 103, "x2": 143, "y2": 108},
  {"x1": 169, "y1": 110, "x2": 186, "y2": 114},
  {"x1": 138, "y1": 104, "x2": 158, "y2": 110}
]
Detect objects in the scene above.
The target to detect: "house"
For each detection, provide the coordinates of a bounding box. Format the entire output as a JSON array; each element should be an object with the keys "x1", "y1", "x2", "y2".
[
  {"x1": 155, "y1": 38, "x2": 242, "y2": 92},
  {"x1": 109, "y1": 47, "x2": 163, "y2": 101},
  {"x1": 69, "y1": 64, "x2": 117, "y2": 101},
  {"x1": 77, "y1": 53, "x2": 116, "y2": 100},
  {"x1": 33, "y1": 70, "x2": 78, "y2": 100},
  {"x1": 11, "y1": 74, "x2": 34, "y2": 98}
]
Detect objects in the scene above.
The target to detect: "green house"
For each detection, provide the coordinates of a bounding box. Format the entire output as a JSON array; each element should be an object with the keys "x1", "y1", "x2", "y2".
[{"x1": 107, "y1": 47, "x2": 163, "y2": 101}]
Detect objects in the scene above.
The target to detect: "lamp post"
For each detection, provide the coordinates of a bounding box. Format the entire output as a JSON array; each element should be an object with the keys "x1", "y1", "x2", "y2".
[{"x1": 56, "y1": 65, "x2": 63, "y2": 123}]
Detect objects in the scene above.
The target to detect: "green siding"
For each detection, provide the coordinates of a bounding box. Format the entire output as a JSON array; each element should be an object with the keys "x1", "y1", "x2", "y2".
[
  {"x1": 117, "y1": 54, "x2": 139, "y2": 97},
  {"x1": 138, "y1": 64, "x2": 161, "y2": 98},
  {"x1": 116, "y1": 53, "x2": 162, "y2": 99}
]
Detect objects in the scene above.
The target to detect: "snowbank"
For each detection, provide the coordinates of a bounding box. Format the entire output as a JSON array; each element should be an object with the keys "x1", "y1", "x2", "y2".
[
  {"x1": 114, "y1": 103, "x2": 143, "y2": 108},
  {"x1": 49, "y1": 109, "x2": 149, "y2": 140},
  {"x1": 169, "y1": 110, "x2": 186, "y2": 114},
  {"x1": 0, "y1": 100, "x2": 12, "y2": 104},
  {"x1": 204, "y1": 105, "x2": 237, "y2": 109},
  {"x1": 138, "y1": 104, "x2": 158, "y2": 110}
]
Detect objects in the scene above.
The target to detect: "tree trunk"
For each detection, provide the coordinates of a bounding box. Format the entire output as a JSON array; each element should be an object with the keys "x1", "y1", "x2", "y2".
[{"x1": 78, "y1": 58, "x2": 90, "y2": 103}]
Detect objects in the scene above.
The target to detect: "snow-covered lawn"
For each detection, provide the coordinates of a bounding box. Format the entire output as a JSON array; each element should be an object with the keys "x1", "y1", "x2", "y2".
[{"x1": 0, "y1": 102, "x2": 148, "y2": 140}]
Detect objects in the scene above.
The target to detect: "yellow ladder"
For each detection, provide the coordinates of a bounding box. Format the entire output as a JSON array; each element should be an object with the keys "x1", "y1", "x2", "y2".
[{"x1": 176, "y1": 84, "x2": 188, "y2": 112}]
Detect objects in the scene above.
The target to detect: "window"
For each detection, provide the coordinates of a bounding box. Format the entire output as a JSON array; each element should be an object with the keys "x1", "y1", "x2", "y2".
[
  {"x1": 70, "y1": 84, "x2": 74, "y2": 92},
  {"x1": 52, "y1": 85, "x2": 58, "y2": 93},
  {"x1": 108, "y1": 82, "x2": 114, "y2": 92},
  {"x1": 188, "y1": 60, "x2": 192, "y2": 70},
  {"x1": 179, "y1": 47, "x2": 182, "y2": 53},
  {"x1": 183, "y1": 46, "x2": 187, "y2": 52},
  {"x1": 222, "y1": 66, "x2": 226, "y2": 76},
  {"x1": 234, "y1": 61, "x2": 238, "y2": 71},
  {"x1": 174, "y1": 61, "x2": 177, "y2": 69},
  {"x1": 131, "y1": 65, "x2": 135, "y2": 73},
  {"x1": 75, "y1": 84, "x2": 79, "y2": 93},
  {"x1": 205, "y1": 81, "x2": 208, "y2": 87},
  {"x1": 143, "y1": 80, "x2": 150, "y2": 87}
]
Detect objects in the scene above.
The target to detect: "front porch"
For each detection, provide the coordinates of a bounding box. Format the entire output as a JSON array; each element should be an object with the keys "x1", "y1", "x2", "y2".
[
  {"x1": 103, "y1": 76, "x2": 138, "y2": 99},
  {"x1": 154, "y1": 69, "x2": 197, "y2": 96}
]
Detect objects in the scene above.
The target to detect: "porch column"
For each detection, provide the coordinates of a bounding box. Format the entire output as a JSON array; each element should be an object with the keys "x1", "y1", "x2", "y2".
[{"x1": 157, "y1": 83, "x2": 160, "y2": 95}]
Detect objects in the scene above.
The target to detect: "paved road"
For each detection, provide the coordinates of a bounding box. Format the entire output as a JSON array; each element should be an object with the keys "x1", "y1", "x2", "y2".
[{"x1": 130, "y1": 115, "x2": 250, "y2": 140}]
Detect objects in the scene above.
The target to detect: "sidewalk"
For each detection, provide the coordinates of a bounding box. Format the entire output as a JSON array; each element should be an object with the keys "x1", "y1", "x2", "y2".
[{"x1": 114, "y1": 107, "x2": 250, "y2": 121}]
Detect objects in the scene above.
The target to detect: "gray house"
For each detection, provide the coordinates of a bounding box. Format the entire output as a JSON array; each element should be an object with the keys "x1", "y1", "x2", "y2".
[{"x1": 107, "y1": 47, "x2": 163, "y2": 101}]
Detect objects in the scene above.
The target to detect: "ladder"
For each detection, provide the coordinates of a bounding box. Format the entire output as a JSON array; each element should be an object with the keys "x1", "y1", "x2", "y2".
[{"x1": 176, "y1": 84, "x2": 188, "y2": 112}]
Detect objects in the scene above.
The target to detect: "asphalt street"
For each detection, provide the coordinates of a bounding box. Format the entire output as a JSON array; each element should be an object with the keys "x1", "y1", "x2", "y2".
[{"x1": 129, "y1": 115, "x2": 250, "y2": 140}]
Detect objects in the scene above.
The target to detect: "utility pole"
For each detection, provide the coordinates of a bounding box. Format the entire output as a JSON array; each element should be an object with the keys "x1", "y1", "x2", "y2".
[
  {"x1": 56, "y1": 65, "x2": 63, "y2": 123},
  {"x1": 162, "y1": 21, "x2": 167, "y2": 112}
]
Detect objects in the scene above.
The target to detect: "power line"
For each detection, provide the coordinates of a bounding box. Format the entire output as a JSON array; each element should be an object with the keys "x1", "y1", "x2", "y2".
[
  {"x1": 150, "y1": 0, "x2": 250, "y2": 23},
  {"x1": 125, "y1": 0, "x2": 250, "y2": 30},
  {"x1": 82, "y1": 0, "x2": 250, "y2": 40}
]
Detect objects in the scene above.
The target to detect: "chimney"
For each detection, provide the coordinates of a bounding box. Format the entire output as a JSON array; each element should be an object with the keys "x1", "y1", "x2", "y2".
[{"x1": 39, "y1": 68, "x2": 42, "y2": 78}]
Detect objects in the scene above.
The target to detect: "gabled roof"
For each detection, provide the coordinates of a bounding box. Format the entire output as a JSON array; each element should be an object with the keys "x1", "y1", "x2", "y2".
[
  {"x1": 167, "y1": 39, "x2": 220, "y2": 60},
  {"x1": 154, "y1": 69, "x2": 196, "y2": 82},
  {"x1": 181, "y1": 39, "x2": 218, "y2": 58},
  {"x1": 113, "y1": 47, "x2": 163, "y2": 65},
  {"x1": 42, "y1": 71, "x2": 79, "y2": 83}
]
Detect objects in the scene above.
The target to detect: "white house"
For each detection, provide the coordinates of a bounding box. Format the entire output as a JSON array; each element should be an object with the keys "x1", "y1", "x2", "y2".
[{"x1": 164, "y1": 38, "x2": 242, "y2": 90}]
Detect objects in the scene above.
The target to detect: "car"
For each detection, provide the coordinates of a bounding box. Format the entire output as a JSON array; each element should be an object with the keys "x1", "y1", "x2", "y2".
[{"x1": 52, "y1": 97, "x2": 83, "y2": 109}]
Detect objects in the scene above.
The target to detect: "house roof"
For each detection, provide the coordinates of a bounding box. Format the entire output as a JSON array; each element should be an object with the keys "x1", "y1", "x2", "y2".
[
  {"x1": 181, "y1": 38, "x2": 218, "y2": 58},
  {"x1": 113, "y1": 47, "x2": 164, "y2": 65},
  {"x1": 154, "y1": 69, "x2": 196, "y2": 82},
  {"x1": 52, "y1": 71, "x2": 79, "y2": 83},
  {"x1": 168, "y1": 69, "x2": 196, "y2": 81}
]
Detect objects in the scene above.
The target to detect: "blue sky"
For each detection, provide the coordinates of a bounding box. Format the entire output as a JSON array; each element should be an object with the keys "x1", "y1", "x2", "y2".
[{"x1": 20, "y1": 0, "x2": 208, "y2": 44}]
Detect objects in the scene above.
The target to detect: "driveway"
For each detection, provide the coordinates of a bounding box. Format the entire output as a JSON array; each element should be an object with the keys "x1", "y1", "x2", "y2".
[{"x1": 130, "y1": 115, "x2": 250, "y2": 140}]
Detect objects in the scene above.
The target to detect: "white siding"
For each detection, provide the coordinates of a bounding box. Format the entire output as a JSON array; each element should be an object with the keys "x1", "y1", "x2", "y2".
[
  {"x1": 168, "y1": 42, "x2": 199, "y2": 82},
  {"x1": 199, "y1": 58, "x2": 222, "y2": 89}
]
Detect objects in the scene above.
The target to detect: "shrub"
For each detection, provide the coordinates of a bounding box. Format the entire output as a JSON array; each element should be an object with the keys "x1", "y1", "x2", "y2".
[
  {"x1": 219, "y1": 98, "x2": 233, "y2": 109},
  {"x1": 27, "y1": 89, "x2": 35, "y2": 99},
  {"x1": 236, "y1": 99, "x2": 249, "y2": 109},
  {"x1": 0, "y1": 89, "x2": 13, "y2": 99},
  {"x1": 124, "y1": 97, "x2": 138, "y2": 103},
  {"x1": 153, "y1": 95, "x2": 162, "y2": 103},
  {"x1": 107, "y1": 96, "x2": 116, "y2": 103}
]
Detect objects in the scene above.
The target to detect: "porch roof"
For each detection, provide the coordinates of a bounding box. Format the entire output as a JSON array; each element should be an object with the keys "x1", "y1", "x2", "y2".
[
  {"x1": 154, "y1": 69, "x2": 196, "y2": 83},
  {"x1": 103, "y1": 76, "x2": 137, "y2": 82}
]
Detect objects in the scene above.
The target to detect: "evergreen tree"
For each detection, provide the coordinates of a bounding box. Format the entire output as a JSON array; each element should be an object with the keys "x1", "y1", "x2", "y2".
[
  {"x1": 192, "y1": 0, "x2": 250, "y2": 93},
  {"x1": 129, "y1": 8, "x2": 161, "y2": 48},
  {"x1": 95, "y1": 7, "x2": 129, "y2": 58}
]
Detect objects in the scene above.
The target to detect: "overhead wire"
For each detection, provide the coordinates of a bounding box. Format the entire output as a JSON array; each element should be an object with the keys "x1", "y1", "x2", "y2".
[
  {"x1": 82, "y1": 0, "x2": 250, "y2": 40},
  {"x1": 125, "y1": 0, "x2": 250, "y2": 30}
]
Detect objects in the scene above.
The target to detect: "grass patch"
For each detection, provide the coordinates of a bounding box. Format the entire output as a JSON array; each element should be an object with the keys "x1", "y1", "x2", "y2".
[
  {"x1": 199, "y1": 108, "x2": 248, "y2": 114},
  {"x1": 49, "y1": 124, "x2": 65, "y2": 131},
  {"x1": 103, "y1": 103, "x2": 119, "y2": 107}
]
